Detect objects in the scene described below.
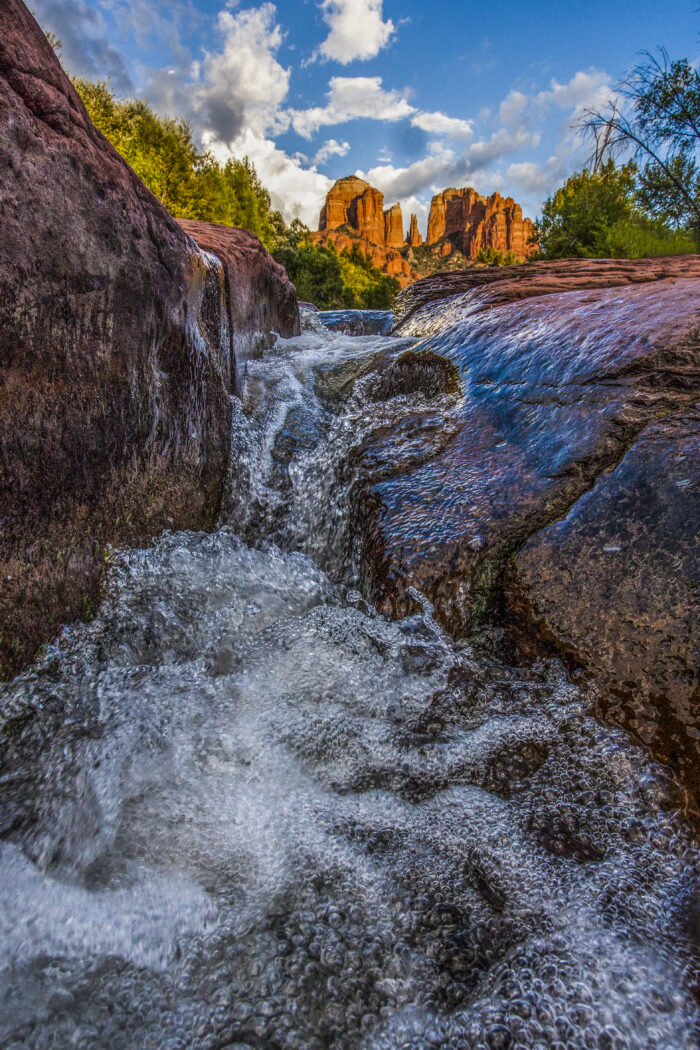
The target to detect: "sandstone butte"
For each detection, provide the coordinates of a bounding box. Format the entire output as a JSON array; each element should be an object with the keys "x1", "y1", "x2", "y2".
[{"x1": 312, "y1": 177, "x2": 538, "y2": 287}]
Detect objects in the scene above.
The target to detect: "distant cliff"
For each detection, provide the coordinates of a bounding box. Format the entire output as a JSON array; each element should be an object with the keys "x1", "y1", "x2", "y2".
[{"x1": 313, "y1": 177, "x2": 538, "y2": 286}]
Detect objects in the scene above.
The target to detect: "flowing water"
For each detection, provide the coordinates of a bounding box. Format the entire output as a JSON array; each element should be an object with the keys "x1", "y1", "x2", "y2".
[{"x1": 0, "y1": 307, "x2": 698, "y2": 1050}]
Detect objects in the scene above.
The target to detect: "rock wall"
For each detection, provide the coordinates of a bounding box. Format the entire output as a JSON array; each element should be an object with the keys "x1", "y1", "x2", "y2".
[
  {"x1": 426, "y1": 187, "x2": 537, "y2": 259},
  {"x1": 0, "y1": 0, "x2": 298, "y2": 678},
  {"x1": 314, "y1": 177, "x2": 537, "y2": 287}
]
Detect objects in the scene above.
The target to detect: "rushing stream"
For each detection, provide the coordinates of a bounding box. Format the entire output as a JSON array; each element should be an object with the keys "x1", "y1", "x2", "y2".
[{"x1": 0, "y1": 308, "x2": 698, "y2": 1049}]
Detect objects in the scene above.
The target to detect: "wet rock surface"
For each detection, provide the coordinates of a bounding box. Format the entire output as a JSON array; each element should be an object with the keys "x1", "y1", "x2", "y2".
[
  {"x1": 177, "y1": 220, "x2": 300, "y2": 385},
  {"x1": 347, "y1": 281, "x2": 700, "y2": 815},
  {"x1": 393, "y1": 255, "x2": 700, "y2": 331},
  {"x1": 319, "y1": 310, "x2": 395, "y2": 336},
  {"x1": 511, "y1": 411, "x2": 700, "y2": 815},
  {"x1": 0, "y1": 1, "x2": 230, "y2": 676}
]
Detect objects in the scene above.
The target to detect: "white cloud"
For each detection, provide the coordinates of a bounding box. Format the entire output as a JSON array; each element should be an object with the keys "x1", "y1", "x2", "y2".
[
  {"x1": 196, "y1": 4, "x2": 290, "y2": 139},
  {"x1": 314, "y1": 138, "x2": 351, "y2": 164},
  {"x1": 359, "y1": 125, "x2": 539, "y2": 204},
  {"x1": 291, "y1": 76, "x2": 416, "y2": 138},
  {"x1": 506, "y1": 161, "x2": 552, "y2": 195},
  {"x1": 142, "y1": 2, "x2": 291, "y2": 144},
  {"x1": 411, "y1": 111, "x2": 474, "y2": 139},
  {"x1": 314, "y1": 0, "x2": 395, "y2": 64},
  {"x1": 499, "y1": 70, "x2": 612, "y2": 131},
  {"x1": 537, "y1": 69, "x2": 612, "y2": 112}
]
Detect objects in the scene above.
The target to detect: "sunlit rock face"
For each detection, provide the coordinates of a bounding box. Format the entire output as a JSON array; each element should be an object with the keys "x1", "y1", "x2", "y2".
[
  {"x1": 407, "y1": 213, "x2": 424, "y2": 247},
  {"x1": 384, "y1": 203, "x2": 405, "y2": 248},
  {"x1": 314, "y1": 178, "x2": 537, "y2": 287},
  {"x1": 314, "y1": 177, "x2": 413, "y2": 285},
  {"x1": 426, "y1": 187, "x2": 538, "y2": 260}
]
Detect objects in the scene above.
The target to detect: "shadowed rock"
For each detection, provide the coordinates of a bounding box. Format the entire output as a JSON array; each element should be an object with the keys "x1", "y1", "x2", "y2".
[
  {"x1": 177, "y1": 219, "x2": 300, "y2": 387},
  {"x1": 0, "y1": 0, "x2": 297, "y2": 677}
]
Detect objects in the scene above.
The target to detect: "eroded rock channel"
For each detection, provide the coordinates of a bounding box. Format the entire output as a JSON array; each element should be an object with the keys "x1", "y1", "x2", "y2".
[{"x1": 1, "y1": 301, "x2": 698, "y2": 1050}]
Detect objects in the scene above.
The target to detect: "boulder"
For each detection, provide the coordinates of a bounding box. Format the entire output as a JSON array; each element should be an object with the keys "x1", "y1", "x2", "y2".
[
  {"x1": 177, "y1": 219, "x2": 299, "y2": 387},
  {"x1": 0, "y1": 0, "x2": 297, "y2": 677},
  {"x1": 511, "y1": 411, "x2": 699, "y2": 814},
  {"x1": 352, "y1": 261, "x2": 700, "y2": 815}
]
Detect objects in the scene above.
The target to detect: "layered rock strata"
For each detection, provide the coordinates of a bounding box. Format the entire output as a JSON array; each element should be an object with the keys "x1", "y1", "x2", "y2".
[
  {"x1": 0, "y1": 0, "x2": 298, "y2": 677},
  {"x1": 313, "y1": 177, "x2": 414, "y2": 286},
  {"x1": 351, "y1": 259, "x2": 700, "y2": 817},
  {"x1": 426, "y1": 187, "x2": 537, "y2": 259},
  {"x1": 393, "y1": 256, "x2": 700, "y2": 328},
  {"x1": 314, "y1": 177, "x2": 537, "y2": 288}
]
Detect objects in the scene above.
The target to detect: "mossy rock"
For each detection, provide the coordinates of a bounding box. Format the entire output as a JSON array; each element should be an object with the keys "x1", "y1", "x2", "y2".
[{"x1": 374, "y1": 350, "x2": 461, "y2": 402}]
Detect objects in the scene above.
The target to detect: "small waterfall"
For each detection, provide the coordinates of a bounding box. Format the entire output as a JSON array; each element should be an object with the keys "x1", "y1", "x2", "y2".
[{"x1": 0, "y1": 307, "x2": 698, "y2": 1050}]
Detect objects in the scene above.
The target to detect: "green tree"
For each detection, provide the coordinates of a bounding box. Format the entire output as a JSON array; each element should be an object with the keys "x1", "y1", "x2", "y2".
[
  {"x1": 537, "y1": 160, "x2": 639, "y2": 258},
  {"x1": 72, "y1": 78, "x2": 279, "y2": 247}
]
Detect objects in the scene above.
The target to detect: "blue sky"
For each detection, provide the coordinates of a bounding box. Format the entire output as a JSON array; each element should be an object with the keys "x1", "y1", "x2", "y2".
[{"x1": 31, "y1": 0, "x2": 699, "y2": 231}]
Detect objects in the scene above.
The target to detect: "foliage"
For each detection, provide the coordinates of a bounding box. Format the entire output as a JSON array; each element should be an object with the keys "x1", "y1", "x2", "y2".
[
  {"x1": 581, "y1": 49, "x2": 700, "y2": 236},
  {"x1": 537, "y1": 160, "x2": 638, "y2": 258},
  {"x1": 474, "y1": 247, "x2": 520, "y2": 266},
  {"x1": 71, "y1": 79, "x2": 399, "y2": 305},
  {"x1": 72, "y1": 78, "x2": 281, "y2": 248},
  {"x1": 636, "y1": 154, "x2": 700, "y2": 229},
  {"x1": 273, "y1": 228, "x2": 399, "y2": 309},
  {"x1": 535, "y1": 155, "x2": 698, "y2": 259}
]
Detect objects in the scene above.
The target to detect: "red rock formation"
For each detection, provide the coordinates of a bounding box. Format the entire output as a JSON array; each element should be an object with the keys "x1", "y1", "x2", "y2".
[
  {"x1": 314, "y1": 178, "x2": 415, "y2": 286},
  {"x1": 426, "y1": 187, "x2": 537, "y2": 260},
  {"x1": 406, "y1": 214, "x2": 423, "y2": 247},
  {"x1": 0, "y1": 0, "x2": 298, "y2": 677},
  {"x1": 319, "y1": 176, "x2": 386, "y2": 246},
  {"x1": 384, "y1": 203, "x2": 404, "y2": 248},
  {"x1": 316, "y1": 177, "x2": 537, "y2": 286},
  {"x1": 319, "y1": 175, "x2": 369, "y2": 230}
]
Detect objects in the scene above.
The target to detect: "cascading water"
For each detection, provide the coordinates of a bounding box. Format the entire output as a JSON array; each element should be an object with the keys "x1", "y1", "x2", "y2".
[{"x1": 0, "y1": 306, "x2": 698, "y2": 1050}]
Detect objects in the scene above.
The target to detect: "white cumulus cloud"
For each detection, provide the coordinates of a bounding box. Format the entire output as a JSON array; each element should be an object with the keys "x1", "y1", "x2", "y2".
[
  {"x1": 291, "y1": 76, "x2": 416, "y2": 138},
  {"x1": 206, "y1": 128, "x2": 332, "y2": 226},
  {"x1": 411, "y1": 111, "x2": 474, "y2": 139},
  {"x1": 314, "y1": 0, "x2": 395, "y2": 64},
  {"x1": 314, "y1": 138, "x2": 352, "y2": 164}
]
